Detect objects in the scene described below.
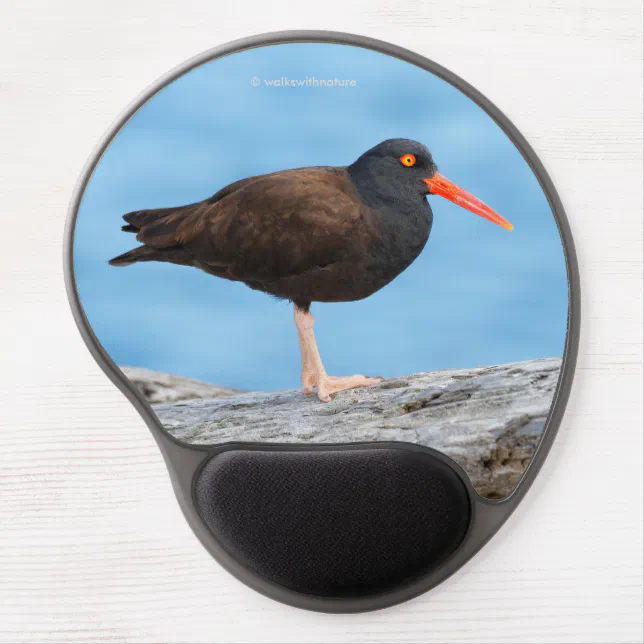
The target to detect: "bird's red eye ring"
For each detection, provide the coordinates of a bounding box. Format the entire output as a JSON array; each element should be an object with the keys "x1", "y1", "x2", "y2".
[{"x1": 400, "y1": 154, "x2": 416, "y2": 167}]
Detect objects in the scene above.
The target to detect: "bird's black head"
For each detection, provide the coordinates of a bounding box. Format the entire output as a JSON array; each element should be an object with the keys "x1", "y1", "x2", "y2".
[
  {"x1": 348, "y1": 139, "x2": 438, "y2": 205},
  {"x1": 348, "y1": 138, "x2": 514, "y2": 231}
]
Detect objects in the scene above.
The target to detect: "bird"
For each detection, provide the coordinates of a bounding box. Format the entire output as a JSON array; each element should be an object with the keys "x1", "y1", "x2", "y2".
[{"x1": 109, "y1": 138, "x2": 513, "y2": 402}]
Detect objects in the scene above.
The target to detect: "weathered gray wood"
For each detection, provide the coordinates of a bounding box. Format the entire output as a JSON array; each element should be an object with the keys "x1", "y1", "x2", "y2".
[
  {"x1": 152, "y1": 358, "x2": 560, "y2": 498},
  {"x1": 121, "y1": 366, "x2": 241, "y2": 404}
]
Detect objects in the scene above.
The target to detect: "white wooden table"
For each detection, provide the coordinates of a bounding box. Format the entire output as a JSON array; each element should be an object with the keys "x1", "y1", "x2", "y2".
[{"x1": 1, "y1": 1, "x2": 642, "y2": 642}]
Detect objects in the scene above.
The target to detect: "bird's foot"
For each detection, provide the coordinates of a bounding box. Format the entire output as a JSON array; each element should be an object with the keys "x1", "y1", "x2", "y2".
[{"x1": 317, "y1": 375, "x2": 383, "y2": 403}]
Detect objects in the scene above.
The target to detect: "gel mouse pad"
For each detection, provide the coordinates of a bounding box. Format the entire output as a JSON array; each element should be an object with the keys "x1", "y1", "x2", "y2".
[{"x1": 65, "y1": 31, "x2": 580, "y2": 612}]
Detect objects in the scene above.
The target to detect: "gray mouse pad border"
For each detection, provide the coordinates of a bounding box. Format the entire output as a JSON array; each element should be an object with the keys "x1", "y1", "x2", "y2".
[{"x1": 63, "y1": 30, "x2": 580, "y2": 613}]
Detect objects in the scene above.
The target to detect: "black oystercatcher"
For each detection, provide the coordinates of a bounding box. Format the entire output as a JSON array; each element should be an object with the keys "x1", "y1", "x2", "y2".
[{"x1": 109, "y1": 139, "x2": 513, "y2": 402}]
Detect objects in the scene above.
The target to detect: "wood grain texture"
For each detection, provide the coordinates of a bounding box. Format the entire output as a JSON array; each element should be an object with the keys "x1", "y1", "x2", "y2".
[{"x1": 0, "y1": 0, "x2": 642, "y2": 642}]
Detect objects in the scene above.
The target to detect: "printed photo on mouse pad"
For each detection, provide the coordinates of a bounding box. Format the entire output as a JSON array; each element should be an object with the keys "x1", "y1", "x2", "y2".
[{"x1": 72, "y1": 43, "x2": 569, "y2": 499}]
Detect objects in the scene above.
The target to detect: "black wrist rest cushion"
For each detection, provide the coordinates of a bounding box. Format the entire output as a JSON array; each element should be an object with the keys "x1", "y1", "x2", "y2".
[{"x1": 195, "y1": 448, "x2": 471, "y2": 597}]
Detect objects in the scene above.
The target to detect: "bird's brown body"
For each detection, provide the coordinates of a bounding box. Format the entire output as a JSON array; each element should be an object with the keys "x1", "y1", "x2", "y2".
[
  {"x1": 110, "y1": 166, "x2": 431, "y2": 309},
  {"x1": 110, "y1": 139, "x2": 511, "y2": 401}
]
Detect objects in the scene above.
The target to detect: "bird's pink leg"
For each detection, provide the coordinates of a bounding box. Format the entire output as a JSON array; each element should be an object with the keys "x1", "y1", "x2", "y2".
[
  {"x1": 293, "y1": 305, "x2": 382, "y2": 403},
  {"x1": 295, "y1": 322, "x2": 316, "y2": 395}
]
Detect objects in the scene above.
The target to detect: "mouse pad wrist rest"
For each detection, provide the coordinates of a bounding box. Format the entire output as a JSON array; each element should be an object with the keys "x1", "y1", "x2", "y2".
[{"x1": 65, "y1": 30, "x2": 579, "y2": 612}]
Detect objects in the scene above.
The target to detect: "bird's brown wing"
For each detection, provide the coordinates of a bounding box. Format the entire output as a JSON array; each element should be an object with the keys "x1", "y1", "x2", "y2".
[
  {"x1": 121, "y1": 167, "x2": 370, "y2": 283},
  {"x1": 121, "y1": 173, "x2": 264, "y2": 249}
]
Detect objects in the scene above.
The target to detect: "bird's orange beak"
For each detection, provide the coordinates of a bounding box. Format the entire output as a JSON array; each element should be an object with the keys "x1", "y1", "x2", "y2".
[{"x1": 423, "y1": 173, "x2": 513, "y2": 231}]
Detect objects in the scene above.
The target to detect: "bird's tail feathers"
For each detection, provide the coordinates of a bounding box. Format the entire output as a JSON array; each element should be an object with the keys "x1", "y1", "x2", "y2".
[{"x1": 108, "y1": 246, "x2": 158, "y2": 266}]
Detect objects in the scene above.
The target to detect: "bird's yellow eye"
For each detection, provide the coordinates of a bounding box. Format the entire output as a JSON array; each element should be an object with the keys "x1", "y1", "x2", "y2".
[{"x1": 400, "y1": 153, "x2": 416, "y2": 167}]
